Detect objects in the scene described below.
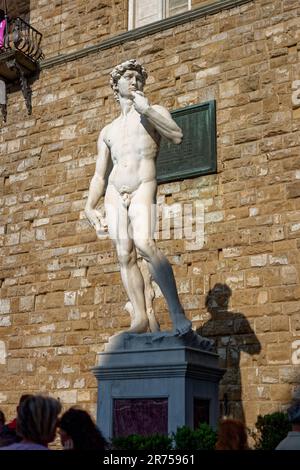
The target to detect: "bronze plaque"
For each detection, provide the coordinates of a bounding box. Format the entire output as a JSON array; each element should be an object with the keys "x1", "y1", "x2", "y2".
[{"x1": 157, "y1": 100, "x2": 216, "y2": 183}]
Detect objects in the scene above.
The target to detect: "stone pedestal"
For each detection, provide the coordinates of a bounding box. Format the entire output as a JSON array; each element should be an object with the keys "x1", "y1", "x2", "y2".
[{"x1": 93, "y1": 332, "x2": 224, "y2": 440}]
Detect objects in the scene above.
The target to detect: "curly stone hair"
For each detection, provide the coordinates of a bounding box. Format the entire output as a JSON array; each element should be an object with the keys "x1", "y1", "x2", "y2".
[{"x1": 110, "y1": 59, "x2": 148, "y2": 102}]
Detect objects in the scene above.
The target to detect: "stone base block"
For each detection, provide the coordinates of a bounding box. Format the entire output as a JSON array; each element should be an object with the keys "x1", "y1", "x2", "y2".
[{"x1": 93, "y1": 332, "x2": 224, "y2": 440}]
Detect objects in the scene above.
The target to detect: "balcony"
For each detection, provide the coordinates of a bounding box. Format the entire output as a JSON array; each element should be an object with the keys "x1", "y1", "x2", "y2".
[{"x1": 0, "y1": 17, "x2": 44, "y2": 120}]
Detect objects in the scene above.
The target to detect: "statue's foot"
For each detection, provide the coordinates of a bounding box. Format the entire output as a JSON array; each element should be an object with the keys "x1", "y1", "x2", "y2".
[
  {"x1": 173, "y1": 316, "x2": 192, "y2": 336},
  {"x1": 180, "y1": 329, "x2": 215, "y2": 351},
  {"x1": 127, "y1": 318, "x2": 149, "y2": 334},
  {"x1": 191, "y1": 333, "x2": 214, "y2": 351}
]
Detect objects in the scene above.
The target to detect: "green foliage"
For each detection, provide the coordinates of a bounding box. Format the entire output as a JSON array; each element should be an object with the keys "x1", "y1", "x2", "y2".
[
  {"x1": 139, "y1": 434, "x2": 173, "y2": 451},
  {"x1": 194, "y1": 423, "x2": 218, "y2": 450},
  {"x1": 173, "y1": 426, "x2": 197, "y2": 450},
  {"x1": 174, "y1": 424, "x2": 217, "y2": 450},
  {"x1": 112, "y1": 433, "x2": 173, "y2": 450},
  {"x1": 112, "y1": 434, "x2": 144, "y2": 450},
  {"x1": 253, "y1": 412, "x2": 291, "y2": 450},
  {"x1": 112, "y1": 423, "x2": 217, "y2": 450}
]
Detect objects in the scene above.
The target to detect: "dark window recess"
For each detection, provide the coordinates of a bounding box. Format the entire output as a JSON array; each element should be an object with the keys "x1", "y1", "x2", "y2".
[
  {"x1": 0, "y1": 12, "x2": 44, "y2": 121},
  {"x1": 193, "y1": 398, "x2": 210, "y2": 428}
]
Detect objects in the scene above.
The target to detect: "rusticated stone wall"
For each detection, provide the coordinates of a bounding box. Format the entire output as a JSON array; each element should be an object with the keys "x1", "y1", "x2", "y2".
[
  {"x1": 0, "y1": 0, "x2": 300, "y2": 431},
  {"x1": 29, "y1": 0, "x2": 227, "y2": 59}
]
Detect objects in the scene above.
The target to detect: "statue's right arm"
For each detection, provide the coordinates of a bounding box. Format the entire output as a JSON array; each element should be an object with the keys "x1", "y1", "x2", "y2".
[{"x1": 84, "y1": 127, "x2": 110, "y2": 233}]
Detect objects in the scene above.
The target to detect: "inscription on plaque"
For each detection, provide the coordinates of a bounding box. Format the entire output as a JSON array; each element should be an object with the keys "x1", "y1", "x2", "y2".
[
  {"x1": 157, "y1": 100, "x2": 216, "y2": 183},
  {"x1": 113, "y1": 397, "x2": 168, "y2": 437}
]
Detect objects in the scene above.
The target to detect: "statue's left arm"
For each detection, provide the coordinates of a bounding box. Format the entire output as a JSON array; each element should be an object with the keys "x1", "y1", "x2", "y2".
[{"x1": 132, "y1": 91, "x2": 183, "y2": 144}]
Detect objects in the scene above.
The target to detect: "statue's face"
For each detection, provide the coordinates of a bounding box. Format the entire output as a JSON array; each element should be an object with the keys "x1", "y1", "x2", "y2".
[{"x1": 117, "y1": 69, "x2": 144, "y2": 99}]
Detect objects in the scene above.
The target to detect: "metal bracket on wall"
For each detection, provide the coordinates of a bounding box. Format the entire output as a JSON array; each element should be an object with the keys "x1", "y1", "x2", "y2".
[
  {"x1": 0, "y1": 78, "x2": 7, "y2": 122},
  {"x1": 6, "y1": 59, "x2": 32, "y2": 115},
  {"x1": 0, "y1": 103, "x2": 7, "y2": 122}
]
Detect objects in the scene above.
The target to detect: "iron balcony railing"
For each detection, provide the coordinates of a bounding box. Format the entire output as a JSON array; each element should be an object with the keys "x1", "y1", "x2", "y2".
[
  {"x1": 0, "y1": 17, "x2": 44, "y2": 119},
  {"x1": 2, "y1": 17, "x2": 44, "y2": 62}
]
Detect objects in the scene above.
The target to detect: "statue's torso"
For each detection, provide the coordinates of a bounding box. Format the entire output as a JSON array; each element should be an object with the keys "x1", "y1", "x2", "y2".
[{"x1": 105, "y1": 109, "x2": 159, "y2": 193}]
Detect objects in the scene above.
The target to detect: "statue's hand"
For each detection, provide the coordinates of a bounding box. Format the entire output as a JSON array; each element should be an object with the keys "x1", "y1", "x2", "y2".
[
  {"x1": 85, "y1": 208, "x2": 108, "y2": 237},
  {"x1": 132, "y1": 91, "x2": 150, "y2": 115}
]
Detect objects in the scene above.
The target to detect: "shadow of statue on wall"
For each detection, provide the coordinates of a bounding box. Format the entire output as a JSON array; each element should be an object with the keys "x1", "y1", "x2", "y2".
[{"x1": 197, "y1": 283, "x2": 262, "y2": 423}]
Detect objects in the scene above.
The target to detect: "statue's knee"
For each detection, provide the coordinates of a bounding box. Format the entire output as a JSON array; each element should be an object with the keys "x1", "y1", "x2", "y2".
[
  {"x1": 118, "y1": 252, "x2": 131, "y2": 266},
  {"x1": 135, "y1": 239, "x2": 155, "y2": 260}
]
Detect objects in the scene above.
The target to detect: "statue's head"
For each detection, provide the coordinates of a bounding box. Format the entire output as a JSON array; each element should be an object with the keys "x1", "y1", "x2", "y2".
[{"x1": 110, "y1": 59, "x2": 148, "y2": 102}]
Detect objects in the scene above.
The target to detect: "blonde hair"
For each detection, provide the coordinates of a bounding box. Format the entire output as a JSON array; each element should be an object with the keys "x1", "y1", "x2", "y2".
[{"x1": 17, "y1": 395, "x2": 61, "y2": 445}]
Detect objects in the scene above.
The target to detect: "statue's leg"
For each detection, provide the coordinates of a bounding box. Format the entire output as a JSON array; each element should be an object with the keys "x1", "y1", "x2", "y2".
[
  {"x1": 143, "y1": 248, "x2": 192, "y2": 335},
  {"x1": 129, "y1": 182, "x2": 192, "y2": 336},
  {"x1": 138, "y1": 257, "x2": 160, "y2": 332},
  {"x1": 105, "y1": 185, "x2": 149, "y2": 333}
]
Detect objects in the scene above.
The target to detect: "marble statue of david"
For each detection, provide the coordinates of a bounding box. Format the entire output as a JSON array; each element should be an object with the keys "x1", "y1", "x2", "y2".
[{"x1": 85, "y1": 59, "x2": 192, "y2": 336}]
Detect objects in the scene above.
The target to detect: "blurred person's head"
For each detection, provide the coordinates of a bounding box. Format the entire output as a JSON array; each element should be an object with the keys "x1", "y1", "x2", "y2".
[
  {"x1": 0, "y1": 410, "x2": 5, "y2": 426},
  {"x1": 216, "y1": 418, "x2": 249, "y2": 450},
  {"x1": 0, "y1": 10, "x2": 5, "y2": 21},
  {"x1": 16, "y1": 395, "x2": 61, "y2": 447},
  {"x1": 287, "y1": 401, "x2": 300, "y2": 430},
  {"x1": 59, "y1": 407, "x2": 107, "y2": 450},
  {"x1": 17, "y1": 394, "x2": 33, "y2": 412}
]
